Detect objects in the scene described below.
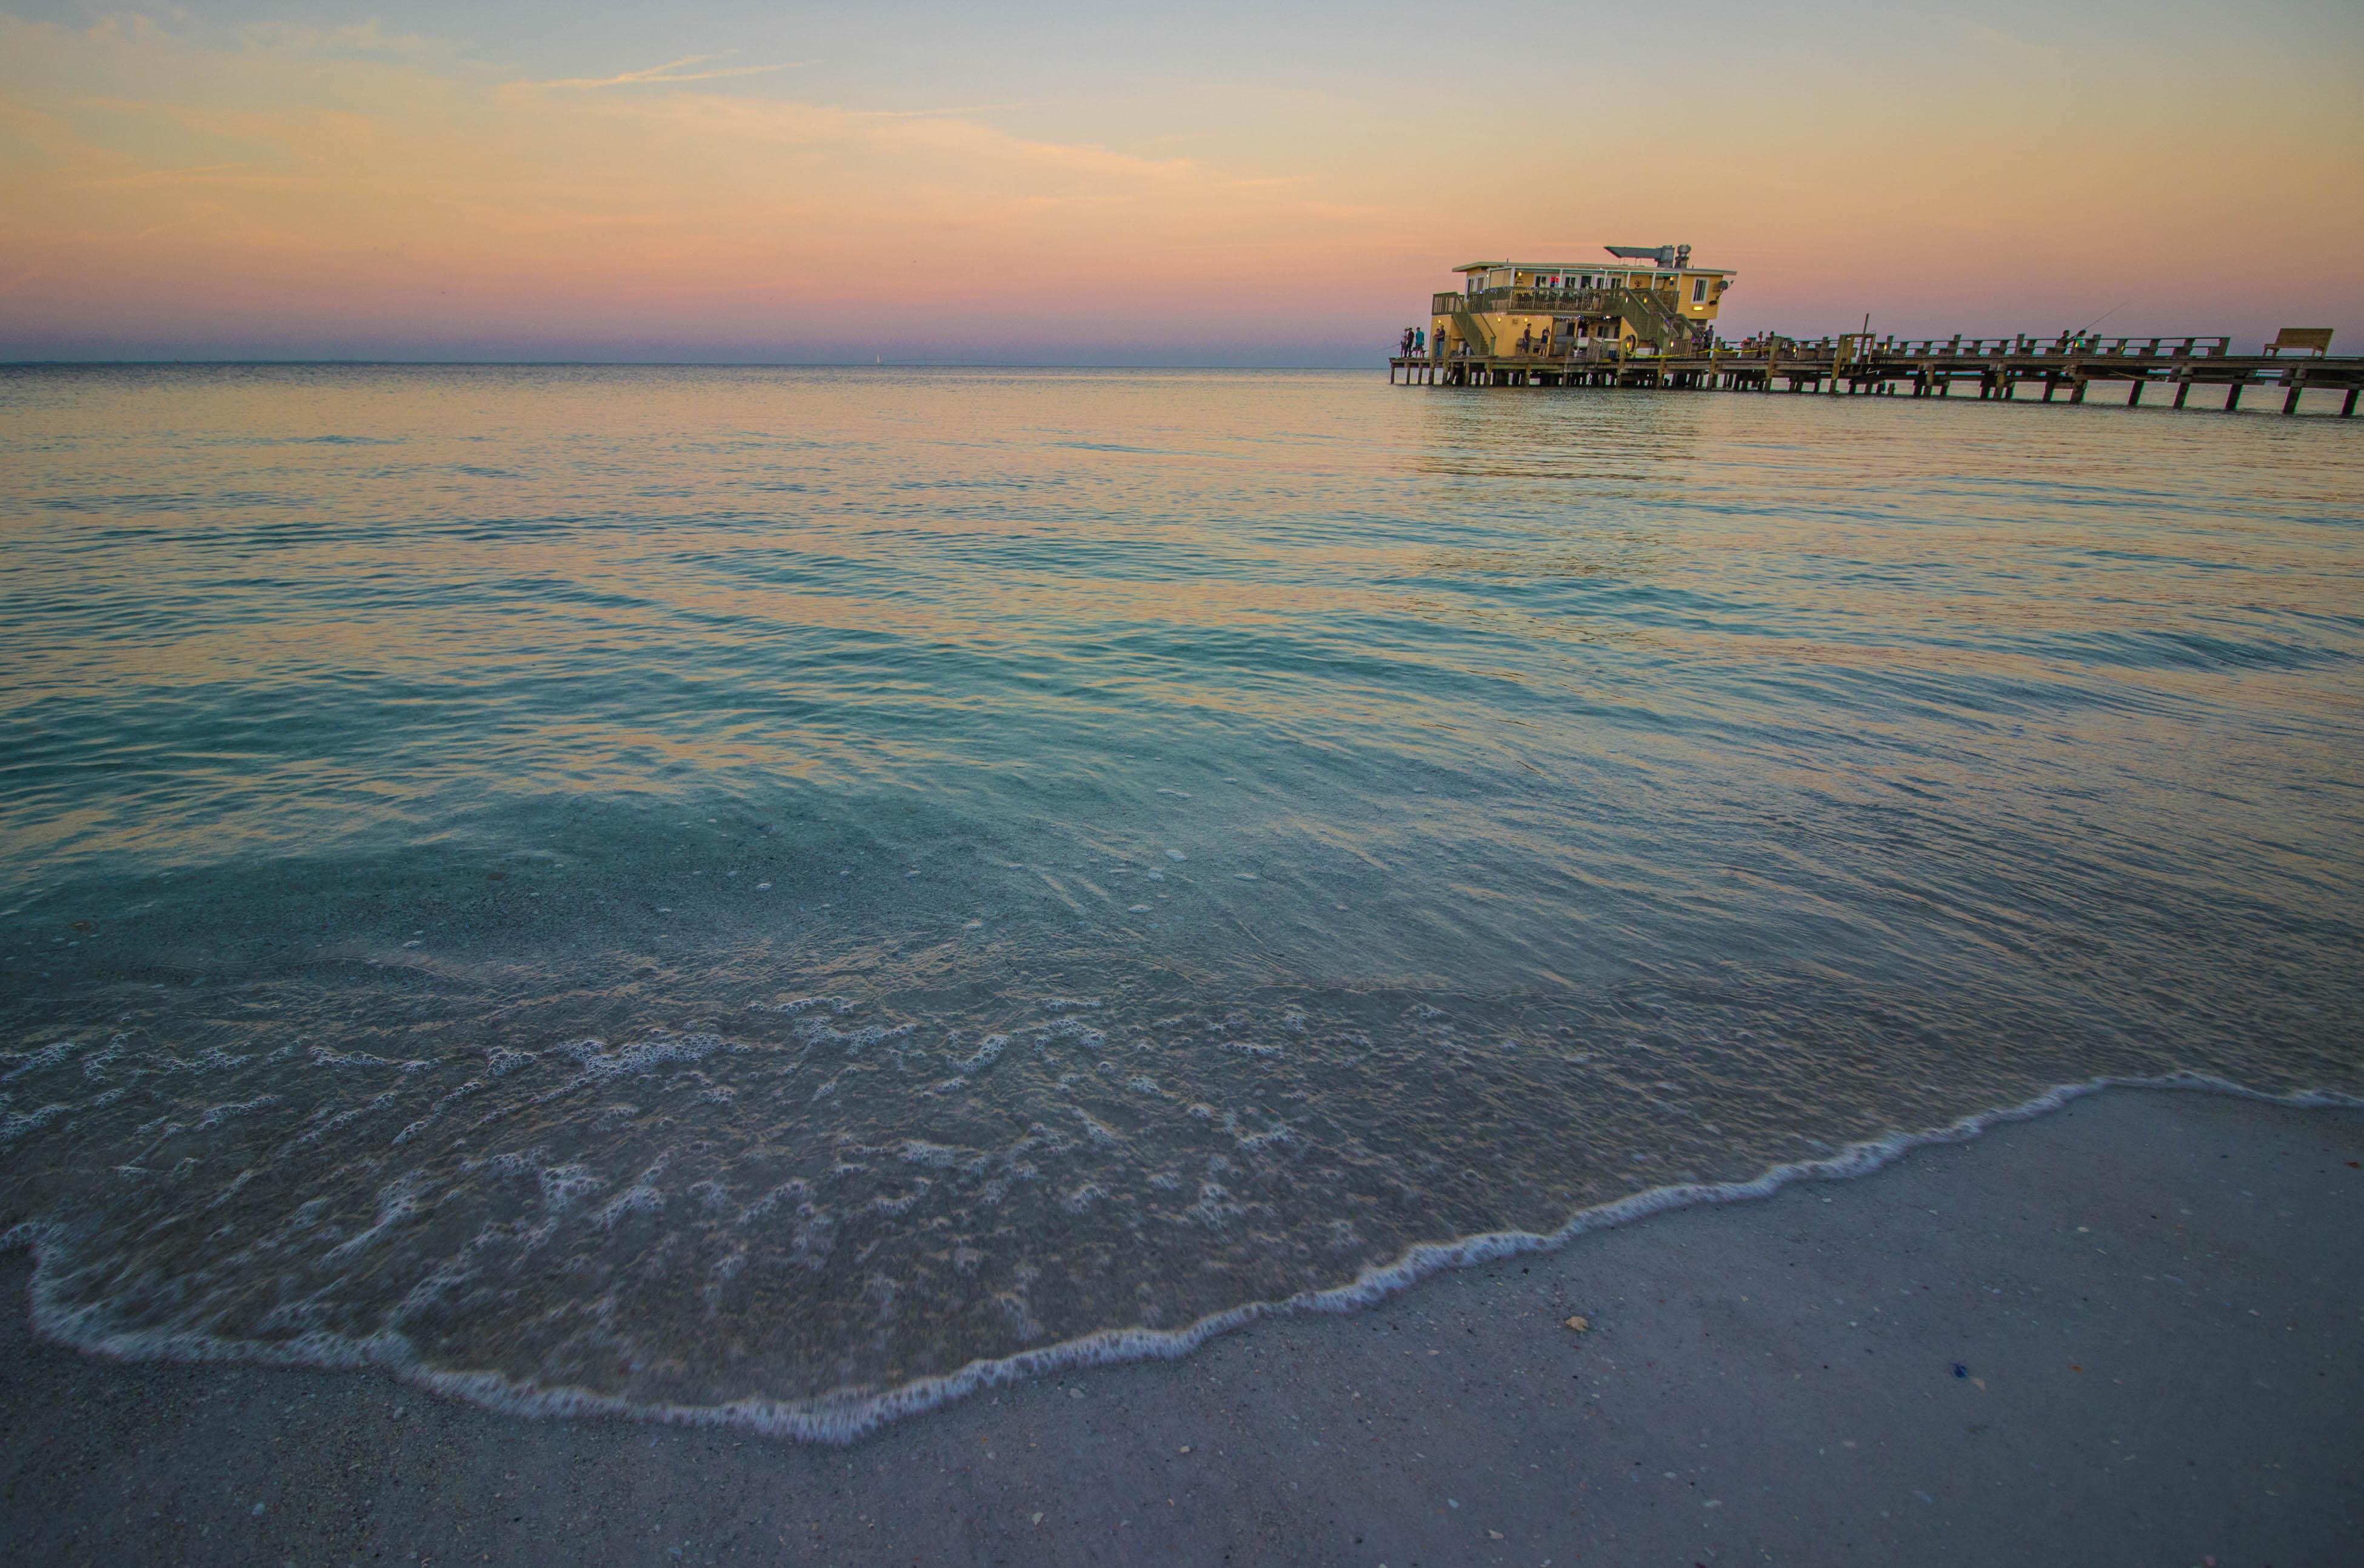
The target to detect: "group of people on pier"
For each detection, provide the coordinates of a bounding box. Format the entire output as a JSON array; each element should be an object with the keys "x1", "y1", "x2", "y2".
[{"x1": 1397, "y1": 327, "x2": 1427, "y2": 358}]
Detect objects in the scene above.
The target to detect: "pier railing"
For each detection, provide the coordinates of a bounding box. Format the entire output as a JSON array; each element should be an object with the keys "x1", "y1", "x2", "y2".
[
  {"x1": 1718, "y1": 335, "x2": 2231, "y2": 360},
  {"x1": 1384, "y1": 332, "x2": 2358, "y2": 415}
]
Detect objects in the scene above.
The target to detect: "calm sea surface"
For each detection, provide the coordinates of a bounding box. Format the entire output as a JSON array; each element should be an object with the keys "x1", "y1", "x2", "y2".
[{"x1": 3, "y1": 366, "x2": 2360, "y2": 1434}]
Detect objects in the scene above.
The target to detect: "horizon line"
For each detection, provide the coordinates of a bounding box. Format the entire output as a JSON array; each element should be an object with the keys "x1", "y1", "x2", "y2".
[{"x1": 0, "y1": 358, "x2": 1377, "y2": 372}]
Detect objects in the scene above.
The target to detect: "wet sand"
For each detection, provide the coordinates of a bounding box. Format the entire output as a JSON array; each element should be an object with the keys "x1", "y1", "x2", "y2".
[{"x1": 2, "y1": 1086, "x2": 2357, "y2": 1567}]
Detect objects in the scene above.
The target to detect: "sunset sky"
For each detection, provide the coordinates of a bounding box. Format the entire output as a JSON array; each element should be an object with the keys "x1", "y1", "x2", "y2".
[{"x1": 4, "y1": 1, "x2": 2359, "y2": 364}]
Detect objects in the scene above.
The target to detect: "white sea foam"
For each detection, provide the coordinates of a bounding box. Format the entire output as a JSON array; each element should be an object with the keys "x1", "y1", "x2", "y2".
[
  {"x1": 770, "y1": 996, "x2": 853, "y2": 1016},
  {"x1": 2, "y1": 1074, "x2": 2356, "y2": 1449},
  {"x1": 325, "y1": 1173, "x2": 430, "y2": 1261},
  {"x1": 867, "y1": 1183, "x2": 930, "y2": 1217},
  {"x1": 512, "y1": 1159, "x2": 591, "y2": 1208},
  {"x1": 272, "y1": 1091, "x2": 398, "y2": 1157},
  {"x1": 736, "y1": 1177, "x2": 811, "y2": 1225},
  {"x1": 2, "y1": 1041, "x2": 82, "y2": 1083},
  {"x1": 0, "y1": 1103, "x2": 74, "y2": 1146},
  {"x1": 592, "y1": 1159, "x2": 670, "y2": 1229},
  {"x1": 795, "y1": 1018, "x2": 914, "y2": 1052},
  {"x1": 195, "y1": 1095, "x2": 281, "y2": 1132},
  {"x1": 309, "y1": 1046, "x2": 418, "y2": 1071},
  {"x1": 1234, "y1": 1121, "x2": 1298, "y2": 1153},
  {"x1": 553, "y1": 1033, "x2": 729, "y2": 1082}
]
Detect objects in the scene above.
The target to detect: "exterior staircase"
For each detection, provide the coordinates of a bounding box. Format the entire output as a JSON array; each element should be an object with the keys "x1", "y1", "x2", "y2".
[
  {"x1": 1451, "y1": 304, "x2": 1495, "y2": 357},
  {"x1": 1600, "y1": 286, "x2": 1691, "y2": 351}
]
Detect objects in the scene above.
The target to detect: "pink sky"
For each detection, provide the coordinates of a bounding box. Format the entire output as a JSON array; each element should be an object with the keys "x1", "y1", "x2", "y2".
[{"x1": 4, "y1": 6, "x2": 2360, "y2": 362}]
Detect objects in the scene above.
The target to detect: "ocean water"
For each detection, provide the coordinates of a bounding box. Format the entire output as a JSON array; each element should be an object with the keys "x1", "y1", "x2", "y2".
[{"x1": 2, "y1": 365, "x2": 2359, "y2": 1436}]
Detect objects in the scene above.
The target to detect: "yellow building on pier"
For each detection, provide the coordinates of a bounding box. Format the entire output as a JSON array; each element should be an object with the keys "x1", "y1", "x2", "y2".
[{"x1": 1429, "y1": 244, "x2": 1735, "y2": 359}]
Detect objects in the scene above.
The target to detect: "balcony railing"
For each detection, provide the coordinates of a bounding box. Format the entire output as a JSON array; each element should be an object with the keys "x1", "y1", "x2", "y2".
[{"x1": 1433, "y1": 285, "x2": 1678, "y2": 317}]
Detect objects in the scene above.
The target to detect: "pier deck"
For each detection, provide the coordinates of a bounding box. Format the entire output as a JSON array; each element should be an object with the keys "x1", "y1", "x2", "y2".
[{"x1": 1388, "y1": 335, "x2": 2363, "y2": 414}]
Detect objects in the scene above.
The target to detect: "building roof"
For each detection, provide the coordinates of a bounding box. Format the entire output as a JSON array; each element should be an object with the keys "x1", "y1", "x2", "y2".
[{"x1": 1452, "y1": 259, "x2": 1735, "y2": 276}]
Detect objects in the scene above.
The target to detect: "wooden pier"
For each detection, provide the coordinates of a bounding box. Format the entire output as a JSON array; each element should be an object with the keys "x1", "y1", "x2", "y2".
[{"x1": 1388, "y1": 332, "x2": 2363, "y2": 415}]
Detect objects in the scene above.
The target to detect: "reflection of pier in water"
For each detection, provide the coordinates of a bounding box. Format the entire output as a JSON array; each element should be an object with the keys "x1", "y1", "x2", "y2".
[{"x1": 1392, "y1": 330, "x2": 2363, "y2": 416}]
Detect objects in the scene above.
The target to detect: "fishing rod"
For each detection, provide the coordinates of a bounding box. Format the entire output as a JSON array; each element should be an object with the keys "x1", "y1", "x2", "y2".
[{"x1": 2077, "y1": 299, "x2": 2130, "y2": 336}]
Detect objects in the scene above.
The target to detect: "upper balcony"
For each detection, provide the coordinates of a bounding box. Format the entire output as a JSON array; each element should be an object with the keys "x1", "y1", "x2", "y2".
[{"x1": 1432, "y1": 285, "x2": 1688, "y2": 317}]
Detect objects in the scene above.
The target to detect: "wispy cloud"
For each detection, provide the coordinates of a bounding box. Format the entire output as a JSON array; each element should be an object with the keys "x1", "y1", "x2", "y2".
[
  {"x1": 9, "y1": 7, "x2": 2352, "y2": 357},
  {"x1": 523, "y1": 53, "x2": 802, "y2": 91},
  {"x1": 1949, "y1": 19, "x2": 2060, "y2": 67},
  {"x1": 853, "y1": 101, "x2": 1052, "y2": 120},
  {"x1": 79, "y1": 161, "x2": 259, "y2": 188}
]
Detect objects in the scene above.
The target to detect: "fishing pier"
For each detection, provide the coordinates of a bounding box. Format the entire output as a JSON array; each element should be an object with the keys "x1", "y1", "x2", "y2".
[
  {"x1": 1389, "y1": 330, "x2": 2361, "y2": 415},
  {"x1": 1391, "y1": 250, "x2": 2359, "y2": 415}
]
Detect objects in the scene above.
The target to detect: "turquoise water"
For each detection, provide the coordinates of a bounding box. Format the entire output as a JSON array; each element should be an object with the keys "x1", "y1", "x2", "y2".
[{"x1": 3, "y1": 365, "x2": 2360, "y2": 1433}]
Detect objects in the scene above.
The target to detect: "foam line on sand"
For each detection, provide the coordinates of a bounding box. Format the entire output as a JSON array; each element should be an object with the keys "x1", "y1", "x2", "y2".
[{"x1": 6, "y1": 1069, "x2": 2354, "y2": 1444}]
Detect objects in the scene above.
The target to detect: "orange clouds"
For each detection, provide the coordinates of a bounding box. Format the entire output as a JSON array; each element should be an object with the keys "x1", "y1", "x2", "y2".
[
  {"x1": 2, "y1": 12, "x2": 2359, "y2": 359},
  {"x1": 0, "y1": 16, "x2": 1404, "y2": 358}
]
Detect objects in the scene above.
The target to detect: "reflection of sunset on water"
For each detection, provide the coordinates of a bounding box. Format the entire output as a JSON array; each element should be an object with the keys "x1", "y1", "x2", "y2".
[{"x1": 4, "y1": 364, "x2": 2360, "y2": 1436}]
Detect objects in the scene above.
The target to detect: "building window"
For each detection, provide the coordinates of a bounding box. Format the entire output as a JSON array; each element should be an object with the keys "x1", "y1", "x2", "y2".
[{"x1": 1692, "y1": 278, "x2": 1708, "y2": 304}]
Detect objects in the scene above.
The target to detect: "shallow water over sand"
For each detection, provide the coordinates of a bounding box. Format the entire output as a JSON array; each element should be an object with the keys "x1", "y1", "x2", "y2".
[{"x1": 3, "y1": 366, "x2": 2359, "y2": 1432}]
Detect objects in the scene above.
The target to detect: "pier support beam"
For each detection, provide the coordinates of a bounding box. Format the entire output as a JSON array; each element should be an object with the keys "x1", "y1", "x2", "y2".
[{"x1": 1384, "y1": 350, "x2": 2357, "y2": 413}]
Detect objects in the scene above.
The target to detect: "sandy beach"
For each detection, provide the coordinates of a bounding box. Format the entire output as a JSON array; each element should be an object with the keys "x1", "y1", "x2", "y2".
[
  {"x1": 10, "y1": 3, "x2": 2363, "y2": 1561},
  {"x1": 2, "y1": 1085, "x2": 2356, "y2": 1566}
]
